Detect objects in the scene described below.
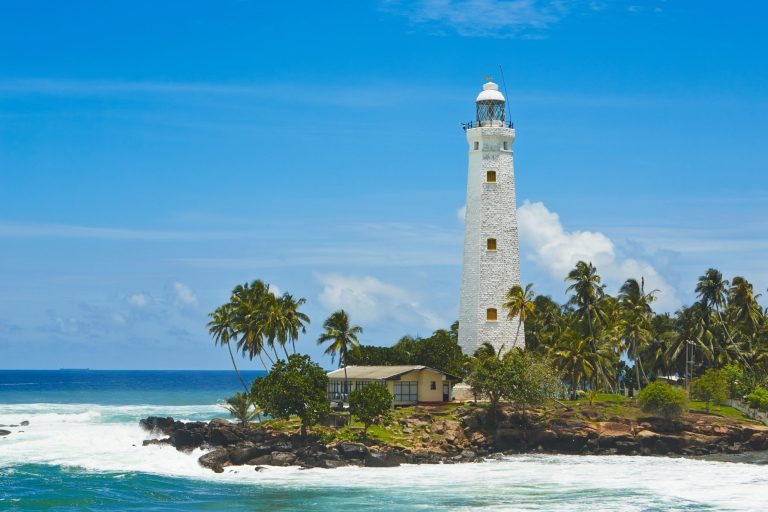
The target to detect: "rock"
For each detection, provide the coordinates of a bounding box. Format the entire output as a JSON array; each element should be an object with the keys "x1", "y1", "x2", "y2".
[
  {"x1": 528, "y1": 429, "x2": 558, "y2": 446},
  {"x1": 321, "y1": 458, "x2": 349, "y2": 469},
  {"x1": 337, "y1": 442, "x2": 368, "y2": 460},
  {"x1": 495, "y1": 428, "x2": 525, "y2": 451},
  {"x1": 170, "y1": 429, "x2": 205, "y2": 450},
  {"x1": 198, "y1": 448, "x2": 230, "y2": 473},
  {"x1": 581, "y1": 409, "x2": 603, "y2": 421},
  {"x1": 748, "y1": 432, "x2": 768, "y2": 450},
  {"x1": 208, "y1": 418, "x2": 231, "y2": 428},
  {"x1": 270, "y1": 452, "x2": 297, "y2": 466},
  {"x1": 209, "y1": 427, "x2": 241, "y2": 446},
  {"x1": 597, "y1": 422, "x2": 634, "y2": 447},
  {"x1": 246, "y1": 454, "x2": 273, "y2": 466},
  {"x1": 230, "y1": 444, "x2": 273, "y2": 465},
  {"x1": 142, "y1": 438, "x2": 170, "y2": 446},
  {"x1": 0, "y1": 430, "x2": 10, "y2": 436},
  {"x1": 364, "y1": 452, "x2": 405, "y2": 467},
  {"x1": 20, "y1": 421, "x2": 29, "y2": 426},
  {"x1": 140, "y1": 416, "x2": 176, "y2": 433}
]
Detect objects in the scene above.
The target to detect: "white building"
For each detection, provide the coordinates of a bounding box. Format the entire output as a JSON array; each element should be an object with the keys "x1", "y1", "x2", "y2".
[
  {"x1": 458, "y1": 80, "x2": 524, "y2": 356},
  {"x1": 326, "y1": 366, "x2": 460, "y2": 406}
]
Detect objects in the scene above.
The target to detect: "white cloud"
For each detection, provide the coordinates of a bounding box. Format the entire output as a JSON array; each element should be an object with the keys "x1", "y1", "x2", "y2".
[
  {"x1": 128, "y1": 293, "x2": 150, "y2": 307},
  {"x1": 172, "y1": 282, "x2": 198, "y2": 307},
  {"x1": 518, "y1": 200, "x2": 680, "y2": 311},
  {"x1": 383, "y1": 0, "x2": 569, "y2": 38},
  {"x1": 316, "y1": 273, "x2": 444, "y2": 331}
]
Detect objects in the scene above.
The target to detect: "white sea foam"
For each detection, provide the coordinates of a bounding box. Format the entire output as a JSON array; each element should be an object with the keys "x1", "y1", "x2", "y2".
[{"x1": 1, "y1": 403, "x2": 766, "y2": 510}]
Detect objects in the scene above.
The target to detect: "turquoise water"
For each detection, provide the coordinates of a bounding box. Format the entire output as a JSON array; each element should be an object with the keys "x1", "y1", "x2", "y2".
[{"x1": 1, "y1": 371, "x2": 767, "y2": 511}]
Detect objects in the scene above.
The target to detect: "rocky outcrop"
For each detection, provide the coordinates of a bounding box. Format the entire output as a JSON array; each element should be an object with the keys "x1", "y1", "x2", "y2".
[{"x1": 140, "y1": 404, "x2": 768, "y2": 473}]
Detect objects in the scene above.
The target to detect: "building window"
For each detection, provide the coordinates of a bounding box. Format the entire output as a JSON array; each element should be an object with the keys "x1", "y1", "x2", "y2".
[
  {"x1": 503, "y1": 141, "x2": 509, "y2": 150},
  {"x1": 486, "y1": 170, "x2": 496, "y2": 183},
  {"x1": 487, "y1": 308, "x2": 498, "y2": 321},
  {"x1": 430, "y1": 381, "x2": 437, "y2": 390},
  {"x1": 474, "y1": 141, "x2": 480, "y2": 150},
  {"x1": 486, "y1": 238, "x2": 497, "y2": 251},
  {"x1": 393, "y1": 381, "x2": 418, "y2": 403}
]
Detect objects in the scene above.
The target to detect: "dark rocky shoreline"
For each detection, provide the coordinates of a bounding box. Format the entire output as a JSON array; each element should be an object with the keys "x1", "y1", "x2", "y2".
[{"x1": 139, "y1": 405, "x2": 768, "y2": 472}]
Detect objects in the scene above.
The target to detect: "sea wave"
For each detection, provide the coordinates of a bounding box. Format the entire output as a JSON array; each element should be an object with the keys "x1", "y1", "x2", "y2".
[{"x1": 1, "y1": 402, "x2": 766, "y2": 510}]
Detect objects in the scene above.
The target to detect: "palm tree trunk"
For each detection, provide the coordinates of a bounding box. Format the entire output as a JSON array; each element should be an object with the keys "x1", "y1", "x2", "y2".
[
  {"x1": 226, "y1": 342, "x2": 249, "y2": 393},
  {"x1": 633, "y1": 339, "x2": 641, "y2": 392}
]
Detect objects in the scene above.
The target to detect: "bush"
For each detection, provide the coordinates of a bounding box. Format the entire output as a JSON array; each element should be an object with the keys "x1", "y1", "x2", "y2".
[
  {"x1": 690, "y1": 369, "x2": 729, "y2": 412},
  {"x1": 223, "y1": 391, "x2": 260, "y2": 425},
  {"x1": 252, "y1": 354, "x2": 329, "y2": 436},
  {"x1": 637, "y1": 381, "x2": 688, "y2": 420},
  {"x1": 746, "y1": 387, "x2": 768, "y2": 411},
  {"x1": 349, "y1": 384, "x2": 393, "y2": 440}
]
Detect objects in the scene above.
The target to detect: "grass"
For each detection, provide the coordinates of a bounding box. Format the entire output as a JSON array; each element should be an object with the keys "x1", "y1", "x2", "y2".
[{"x1": 688, "y1": 401, "x2": 756, "y2": 422}]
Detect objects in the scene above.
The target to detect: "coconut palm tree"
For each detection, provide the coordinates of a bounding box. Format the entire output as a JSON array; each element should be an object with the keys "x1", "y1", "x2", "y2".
[
  {"x1": 618, "y1": 278, "x2": 658, "y2": 389},
  {"x1": 565, "y1": 261, "x2": 610, "y2": 389},
  {"x1": 317, "y1": 310, "x2": 363, "y2": 400},
  {"x1": 503, "y1": 283, "x2": 536, "y2": 351},
  {"x1": 728, "y1": 276, "x2": 764, "y2": 335},
  {"x1": 279, "y1": 293, "x2": 310, "y2": 354},
  {"x1": 231, "y1": 280, "x2": 275, "y2": 370},
  {"x1": 207, "y1": 303, "x2": 249, "y2": 393}
]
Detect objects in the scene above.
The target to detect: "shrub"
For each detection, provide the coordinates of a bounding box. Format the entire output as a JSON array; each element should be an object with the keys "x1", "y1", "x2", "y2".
[
  {"x1": 637, "y1": 381, "x2": 688, "y2": 420},
  {"x1": 690, "y1": 369, "x2": 729, "y2": 412},
  {"x1": 252, "y1": 354, "x2": 330, "y2": 436},
  {"x1": 223, "y1": 391, "x2": 260, "y2": 425},
  {"x1": 746, "y1": 387, "x2": 768, "y2": 411},
  {"x1": 349, "y1": 384, "x2": 393, "y2": 440}
]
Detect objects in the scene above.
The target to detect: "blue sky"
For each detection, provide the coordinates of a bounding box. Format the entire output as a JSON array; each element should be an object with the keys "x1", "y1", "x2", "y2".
[{"x1": 1, "y1": 0, "x2": 767, "y2": 369}]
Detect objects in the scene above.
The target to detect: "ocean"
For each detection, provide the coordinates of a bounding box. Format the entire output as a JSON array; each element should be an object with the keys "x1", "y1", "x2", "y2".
[{"x1": 1, "y1": 370, "x2": 766, "y2": 511}]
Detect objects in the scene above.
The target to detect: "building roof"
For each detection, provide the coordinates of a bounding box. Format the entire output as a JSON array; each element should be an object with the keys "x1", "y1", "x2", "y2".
[
  {"x1": 476, "y1": 81, "x2": 505, "y2": 102},
  {"x1": 327, "y1": 365, "x2": 457, "y2": 381}
]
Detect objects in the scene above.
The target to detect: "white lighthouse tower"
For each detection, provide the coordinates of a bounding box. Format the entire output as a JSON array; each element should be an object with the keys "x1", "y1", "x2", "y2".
[{"x1": 458, "y1": 80, "x2": 524, "y2": 356}]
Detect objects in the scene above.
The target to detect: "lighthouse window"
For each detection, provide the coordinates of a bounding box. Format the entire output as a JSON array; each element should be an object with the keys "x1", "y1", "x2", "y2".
[
  {"x1": 486, "y1": 238, "x2": 497, "y2": 251},
  {"x1": 486, "y1": 308, "x2": 498, "y2": 321},
  {"x1": 503, "y1": 141, "x2": 509, "y2": 150},
  {"x1": 486, "y1": 171, "x2": 496, "y2": 183},
  {"x1": 474, "y1": 141, "x2": 480, "y2": 150}
]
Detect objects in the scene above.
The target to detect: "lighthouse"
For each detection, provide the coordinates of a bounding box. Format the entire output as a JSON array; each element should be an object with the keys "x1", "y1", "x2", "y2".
[{"x1": 458, "y1": 80, "x2": 524, "y2": 356}]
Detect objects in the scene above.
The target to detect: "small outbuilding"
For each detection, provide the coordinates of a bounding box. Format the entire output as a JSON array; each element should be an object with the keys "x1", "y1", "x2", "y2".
[{"x1": 326, "y1": 365, "x2": 460, "y2": 406}]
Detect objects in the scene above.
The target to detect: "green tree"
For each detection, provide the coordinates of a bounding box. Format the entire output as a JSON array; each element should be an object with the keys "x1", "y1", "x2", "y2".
[
  {"x1": 252, "y1": 354, "x2": 330, "y2": 436},
  {"x1": 565, "y1": 261, "x2": 611, "y2": 390},
  {"x1": 691, "y1": 368, "x2": 729, "y2": 412},
  {"x1": 349, "y1": 384, "x2": 393, "y2": 441},
  {"x1": 637, "y1": 381, "x2": 688, "y2": 421},
  {"x1": 317, "y1": 309, "x2": 363, "y2": 400},
  {"x1": 467, "y1": 348, "x2": 558, "y2": 425},
  {"x1": 411, "y1": 329, "x2": 467, "y2": 377},
  {"x1": 223, "y1": 391, "x2": 260, "y2": 425},
  {"x1": 618, "y1": 277, "x2": 657, "y2": 390},
  {"x1": 503, "y1": 283, "x2": 536, "y2": 349}
]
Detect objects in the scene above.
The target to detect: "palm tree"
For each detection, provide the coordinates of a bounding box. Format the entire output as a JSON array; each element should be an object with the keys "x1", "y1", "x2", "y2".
[
  {"x1": 729, "y1": 276, "x2": 763, "y2": 335},
  {"x1": 231, "y1": 280, "x2": 275, "y2": 370},
  {"x1": 207, "y1": 304, "x2": 249, "y2": 393},
  {"x1": 565, "y1": 261, "x2": 607, "y2": 340},
  {"x1": 503, "y1": 283, "x2": 536, "y2": 351},
  {"x1": 618, "y1": 278, "x2": 658, "y2": 389},
  {"x1": 317, "y1": 309, "x2": 363, "y2": 401},
  {"x1": 279, "y1": 293, "x2": 310, "y2": 354},
  {"x1": 223, "y1": 391, "x2": 260, "y2": 425},
  {"x1": 565, "y1": 261, "x2": 610, "y2": 389}
]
